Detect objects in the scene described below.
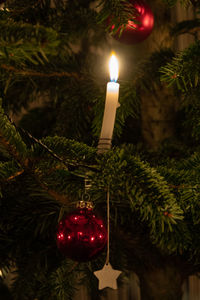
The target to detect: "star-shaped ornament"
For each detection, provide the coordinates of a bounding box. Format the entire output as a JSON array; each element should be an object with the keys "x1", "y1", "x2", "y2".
[{"x1": 94, "y1": 263, "x2": 122, "y2": 290}]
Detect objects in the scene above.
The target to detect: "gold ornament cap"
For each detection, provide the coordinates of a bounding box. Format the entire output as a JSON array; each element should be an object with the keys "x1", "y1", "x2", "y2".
[{"x1": 76, "y1": 200, "x2": 93, "y2": 209}]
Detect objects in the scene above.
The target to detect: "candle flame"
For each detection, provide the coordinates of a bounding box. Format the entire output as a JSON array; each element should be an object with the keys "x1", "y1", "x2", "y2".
[{"x1": 109, "y1": 53, "x2": 119, "y2": 82}]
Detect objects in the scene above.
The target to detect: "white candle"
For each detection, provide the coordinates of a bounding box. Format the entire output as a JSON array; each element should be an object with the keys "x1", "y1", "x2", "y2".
[{"x1": 98, "y1": 54, "x2": 120, "y2": 153}]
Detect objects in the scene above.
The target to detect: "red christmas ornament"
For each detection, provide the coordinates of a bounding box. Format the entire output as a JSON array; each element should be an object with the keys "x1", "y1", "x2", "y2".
[
  {"x1": 110, "y1": 0, "x2": 154, "y2": 44},
  {"x1": 56, "y1": 204, "x2": 107, "y2": 262}
]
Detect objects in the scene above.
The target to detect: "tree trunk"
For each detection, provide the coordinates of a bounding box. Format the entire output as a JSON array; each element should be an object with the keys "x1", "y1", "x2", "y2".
[
  {"x1": 141, "y1": 85, "x2": 178, "y2": 150},
  {"x1": 139, "y1": 265, "x2": 184, "y2": 300}
]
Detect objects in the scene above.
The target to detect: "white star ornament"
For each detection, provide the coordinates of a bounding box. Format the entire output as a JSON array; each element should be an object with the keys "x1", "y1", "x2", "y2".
[{"x1": 94, "y1": 263, "x2": 122, "y2": 290}]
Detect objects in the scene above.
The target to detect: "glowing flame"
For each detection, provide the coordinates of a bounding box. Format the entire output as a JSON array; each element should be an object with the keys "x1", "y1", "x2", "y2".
[{"x1": 109, "y1": 53, "x2": 119, "y2": 82}]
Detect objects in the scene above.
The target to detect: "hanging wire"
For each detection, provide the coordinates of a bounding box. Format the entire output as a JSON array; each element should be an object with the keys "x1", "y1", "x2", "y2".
[
  {"x1": 77, "y1": 174, "x2": 93, "y2": 208},
  {"x1": 105, "y1": 188, "x2": 110, "y2": 265},
  {"x1": 4, "y1": 112, "x2": 98, "y2": 172}
]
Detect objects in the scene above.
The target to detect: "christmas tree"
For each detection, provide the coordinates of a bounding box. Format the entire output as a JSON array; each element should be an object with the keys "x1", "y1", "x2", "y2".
[{"x1": 0, "y1": 0, "x2": 200, "y2": 299}]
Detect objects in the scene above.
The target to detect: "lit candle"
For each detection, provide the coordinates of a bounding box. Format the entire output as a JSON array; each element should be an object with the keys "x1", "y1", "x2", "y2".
[{"x1": 98, "y1": 53, "x2": 120, "y2": 153}]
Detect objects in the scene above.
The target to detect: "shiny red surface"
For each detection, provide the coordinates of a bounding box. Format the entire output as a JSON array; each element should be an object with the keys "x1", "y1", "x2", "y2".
[
  {"x1": 111, "y1": 0, "x2": 154, "y2": 44},
  {"x1": 56, "y1": 208, "x2": 107, "y2": 262}
]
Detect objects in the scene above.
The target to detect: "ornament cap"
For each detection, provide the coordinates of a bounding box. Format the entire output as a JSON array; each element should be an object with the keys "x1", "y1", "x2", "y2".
[{"x1": 76, "y1": 200, "x2": 94, "y2": 209}]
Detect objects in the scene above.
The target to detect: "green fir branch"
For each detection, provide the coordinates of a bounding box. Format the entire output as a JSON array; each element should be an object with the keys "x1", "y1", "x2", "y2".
[
  {"x1": 172, "y1": 19, "x2": 200, "y2": 36},
  {"x1": 0, "y1": 161, "x2": 23, "y2": 182},
  {"x1": 97, "y1": 0, "x2": 138, "y2": 36},
  {"x1": 0, "y1": 20, "x2": 61, "y2": 66},
  {"x1": 32, "y1": 135, "x2": 97, "y2": 169},
  {"x1": 0, "y1": 99, "x2": 27, "y2": 164},
  {"x1": 92, "y1": 148, "x2": 183, "y2": 236},
  {"x1": 160, "y1": 41, "x2": 200, "y2": 92}
]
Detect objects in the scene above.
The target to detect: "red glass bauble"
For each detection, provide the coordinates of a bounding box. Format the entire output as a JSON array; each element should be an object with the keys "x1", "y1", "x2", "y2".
[
  {"x1": 110, "y1": 0, "x2": 154, "y2": 44},
  {"x1": 56, "y1": 207, "x2": 107, "y2": 262}
]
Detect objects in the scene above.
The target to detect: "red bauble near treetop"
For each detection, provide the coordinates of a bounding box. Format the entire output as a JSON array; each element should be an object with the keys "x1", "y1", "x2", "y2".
[
  {"x1": 109, "y1": 0, "x2": 154, "y2": 45},
  {"x1": 56, "y1": 203, "x2": 107, "y2": 262}
]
